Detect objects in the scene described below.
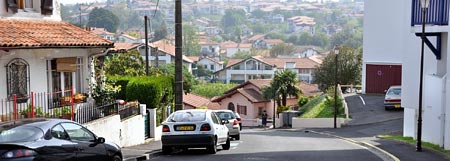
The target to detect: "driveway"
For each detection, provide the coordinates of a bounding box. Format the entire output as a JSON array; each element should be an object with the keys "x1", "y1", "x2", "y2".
[{"x1": 344, "y1": 93, "x2": 403, "y2": 126}]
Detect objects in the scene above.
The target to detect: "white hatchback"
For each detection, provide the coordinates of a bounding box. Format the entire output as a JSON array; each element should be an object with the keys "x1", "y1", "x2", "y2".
[{"x1": 161, "y1": 109, "x2": 230, "y2": 154}]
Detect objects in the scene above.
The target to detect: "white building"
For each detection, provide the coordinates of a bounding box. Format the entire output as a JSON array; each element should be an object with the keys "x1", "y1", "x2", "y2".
[
  {"x1": 287, "y1": 16, "x2": 316, "y2": 35},
  {"x1": 142, "y1": 40, "x2": 194, "y2": 72},
  {"x1": 364, "y1": 0, "x2": 450, "y2": 149},
  {"x1": 215, "y1": 56, "x2": 320, "y2": 84},
  {"x1": 0, "y1": 0, "x2": 113, "y2": 113}
]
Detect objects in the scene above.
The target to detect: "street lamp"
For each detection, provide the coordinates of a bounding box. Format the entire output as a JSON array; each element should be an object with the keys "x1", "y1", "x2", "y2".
[
  {"x1": 417, "y1": 0, "x2": 429, "y2": 152},
  {"x1": 272, "y1": 64, "x2": 277, "y2": 129},
  {"x1": 333, "y1": 45, "x2": 340, "y2": 129}
]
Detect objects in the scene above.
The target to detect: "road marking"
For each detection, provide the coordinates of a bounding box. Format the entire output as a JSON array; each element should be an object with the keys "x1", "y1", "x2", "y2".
[
  {"x1": 359, "y1": 95, "x2": 366, "y2": 106},
  {"x1": 230, "y1": 141, "x2": 241, "y2": 149}
]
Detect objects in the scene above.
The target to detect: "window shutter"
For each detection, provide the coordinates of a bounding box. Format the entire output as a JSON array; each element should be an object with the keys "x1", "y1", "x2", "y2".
[
  {"x1": 41, "y1": 0, "x2": 53, "y2": 15},
  {"x1": 237, "y1": 105, "x2": 240, "y2": 113}
]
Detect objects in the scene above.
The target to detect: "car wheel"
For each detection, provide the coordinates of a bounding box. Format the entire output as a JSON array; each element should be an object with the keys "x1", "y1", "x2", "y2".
[
  {"x1": 222, "y1": 137, "x2": 231, "y2": 150},
  {"x1": 207, "y1": 138, "x2": 217, "y2": 154},
  {"x1": 113, "y1": 155, "x2": 122, "y2": 161},
  {"x1": 234, "y1": 134, "x2": 240, "y2": 140},
  {"x1": 162, "y1": 145, "x2": 173, "y2": 155}
]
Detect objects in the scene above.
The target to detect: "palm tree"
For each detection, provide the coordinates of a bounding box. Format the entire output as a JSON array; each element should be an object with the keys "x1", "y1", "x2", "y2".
[{"x1": 263, "y1": 70, "x2": 301, "y2": 107}]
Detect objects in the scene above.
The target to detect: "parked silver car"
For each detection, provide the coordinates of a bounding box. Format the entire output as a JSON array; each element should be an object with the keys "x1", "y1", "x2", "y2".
[
  {"x1": 384, "y1": 85, "x2": 402, "y2": 110},
  {"x1": 214, "y1": 110, "x2": 240, "y2": 140}
]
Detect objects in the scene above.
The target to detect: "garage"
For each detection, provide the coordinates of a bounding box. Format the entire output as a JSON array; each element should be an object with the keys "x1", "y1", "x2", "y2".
[{"x1": 366, "y1": 64, "x2": 402, "y2": 94}]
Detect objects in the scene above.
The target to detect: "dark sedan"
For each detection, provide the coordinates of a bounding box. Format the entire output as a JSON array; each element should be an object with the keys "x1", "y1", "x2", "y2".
[{"x1": 0, "y1": 118, "x2": 122, "y2": 161}]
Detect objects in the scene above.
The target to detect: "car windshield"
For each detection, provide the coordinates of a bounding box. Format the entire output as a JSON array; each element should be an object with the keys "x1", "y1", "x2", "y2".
[
  {"x1": 0, "y1": 126, "x2": 43, "y2": 143},
  {"x1": 216, "y1": 112, "x2": 236, "y2": 120},
  {"x1": 387, "y1": 88, "x2": 401, "y2": 96},
  {"x1": 168, "y1": 111, "x2": 206, "y2": 122}
]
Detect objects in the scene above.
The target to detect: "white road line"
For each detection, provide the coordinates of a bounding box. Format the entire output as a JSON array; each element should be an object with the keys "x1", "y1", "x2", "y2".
[{"x1": 359, "y1": 95, "x2": 366, "y2": 106}]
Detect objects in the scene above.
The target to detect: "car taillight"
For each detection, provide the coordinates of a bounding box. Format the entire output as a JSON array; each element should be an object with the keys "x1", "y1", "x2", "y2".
[
  {"x1": 2, "y1": 149, "x2": 37, "y2": 159},
  {"x1": 236, "y1": 118, "x2": 241, "y2": 121},
  {"x1": 200, "y1": 124, "x2": 211, "y2": 131},
  {"x1": 162, "y1": 125, "x2": 170, "y2": 132},
  {"x1": 233, "y1": 119, "x2": 238, "y2": 125}
]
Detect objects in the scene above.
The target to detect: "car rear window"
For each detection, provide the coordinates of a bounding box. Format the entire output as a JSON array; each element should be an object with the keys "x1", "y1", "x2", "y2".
[
  {"x1": 0, "y1": 126, "x2": 43, "y2": 143},
  {"x1": 216, "y1": 112, "x2": 236, "y2": 120},
  {"x1": 387, "y1": 88, "x2": 401, "y2": 95},
  {"x1": 168, "y1": 111, "x2": 206, "y2": 122}
]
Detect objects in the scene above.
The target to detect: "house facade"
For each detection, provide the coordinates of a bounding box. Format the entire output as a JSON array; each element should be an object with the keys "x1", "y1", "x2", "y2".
[
  {"x1": 212, "y1": 79, "x2": 320, "y2": 127},
  {"x1": 215, "y1": 56, "x2": 320, "y2": 84},
  {"x1": 141, "y1": 40, "x2": 194, "y2": 72},
  {"x1": 364, "y1": 0, "x2": 450, "y2": 149},
  {"x1": 0, "y1": 0, "x2": 113, "y2": 118}
]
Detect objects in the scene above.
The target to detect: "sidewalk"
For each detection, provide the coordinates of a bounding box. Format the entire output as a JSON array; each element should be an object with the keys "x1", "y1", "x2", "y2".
[{"x1": 122, "y1": 138, "x2": 162, "y2": 161}]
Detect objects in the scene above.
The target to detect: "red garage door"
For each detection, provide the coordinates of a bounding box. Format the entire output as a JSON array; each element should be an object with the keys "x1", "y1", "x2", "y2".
[{"x1": 366, "y1": 64, "x2": 402, "y2": 94}]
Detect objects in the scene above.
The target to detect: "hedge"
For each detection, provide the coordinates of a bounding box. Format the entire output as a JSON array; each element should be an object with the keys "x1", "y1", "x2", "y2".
[{"x1": 126, "y1": 76, "x2": 174, "y2": 109}]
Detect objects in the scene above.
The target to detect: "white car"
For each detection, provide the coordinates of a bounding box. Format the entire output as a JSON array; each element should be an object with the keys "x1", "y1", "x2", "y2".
[
  {"x1": 384, "y1": 85, "x2": 402, "y2": 110},
  {"x1": 214, "y1": 110, "x2": 241, "y2": 140},
  {"x1": 161, "y1": 109, "x2": 230, "y2": 154}
]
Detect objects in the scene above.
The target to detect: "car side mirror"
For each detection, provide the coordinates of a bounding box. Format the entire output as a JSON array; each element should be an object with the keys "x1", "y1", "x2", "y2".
[
  {"x1": 221, "y1": 119, "x2": 229, "y2": 125},
  {"x1": 96, "y1": 137, "x2": 105, "y2": 144}
]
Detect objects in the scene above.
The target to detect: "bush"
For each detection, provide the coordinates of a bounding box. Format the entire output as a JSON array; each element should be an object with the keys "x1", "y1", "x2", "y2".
[
  {"x1": 126, "y1": 76, "x2": 174, "y2": 109},
  {"x1": 109, "y1": 76, "x2": 134, "y2": 100},
  {"x1": 298, "y1": 96, "x2": 309, "y2": 107},
  {"x1": 277, "y1": 105, "x2": 290, "y2": 114}
]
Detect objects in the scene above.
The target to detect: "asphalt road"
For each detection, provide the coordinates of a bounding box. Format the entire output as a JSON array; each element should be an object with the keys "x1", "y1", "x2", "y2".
[
  {"x1": 147, "y1": 128, "x2": 383, "y2": 161},
  {"x1": 345, "y1": 93, "x2": 404, "y2": 126}
]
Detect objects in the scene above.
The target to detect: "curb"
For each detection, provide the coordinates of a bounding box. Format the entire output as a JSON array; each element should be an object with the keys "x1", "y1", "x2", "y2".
[
  {"x1": 308, "y1": 130, "x2": 400, "y2": 161},
  {"x1": 123, "y1": 150, "x2": 162, "y2": 161}
]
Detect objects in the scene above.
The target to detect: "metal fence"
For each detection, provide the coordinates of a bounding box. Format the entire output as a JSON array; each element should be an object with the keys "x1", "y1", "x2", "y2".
[{"x1": 0, "y1": 89, "x2": 140, "y2": 124}]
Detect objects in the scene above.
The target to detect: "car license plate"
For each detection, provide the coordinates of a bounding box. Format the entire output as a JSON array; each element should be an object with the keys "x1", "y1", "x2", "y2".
[
  {"x1": 394, "y1": 104, "x2": 401, "y2": 108},
  {"x1": 176, "y1": 126, "x2": 194, "y2": 131}
]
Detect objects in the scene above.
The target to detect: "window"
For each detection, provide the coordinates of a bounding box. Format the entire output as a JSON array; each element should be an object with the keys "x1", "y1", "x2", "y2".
[
  {"x1": 211, "y1": 113, "x2": 220, "y2": 124},
  {"x1": 210, "y1": 65, "x2": 214, "y2": 70},
  {"x1": 61, "y1": 123, "x2": 95, "y2": 142},
  {"x1": 6, "y1": 58, "x2": 29, "y2": 100},
  {"x1": 6, "y1": 0, "x2": 52, "y2": 14},
  {"x1": 237, "y1": 105, "x2": 247, "y2": 115},
  {"x1": 51, "y1": 125, "x2": 69, "y2": 140}
]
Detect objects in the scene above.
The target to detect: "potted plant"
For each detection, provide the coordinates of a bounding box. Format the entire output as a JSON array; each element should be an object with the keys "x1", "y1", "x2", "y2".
[
  {"x1": 60, "y1": 106, "x2": 72, "y2": 119},
  {"x1": 74, "y1": 93, "x2": 86, "y2": 103},
  {"x1": 20, "y1": 105, "x2": 43, "y2": 118}
]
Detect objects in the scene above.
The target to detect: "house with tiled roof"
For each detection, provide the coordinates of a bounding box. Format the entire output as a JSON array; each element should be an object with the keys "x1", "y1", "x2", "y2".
[
  {"x1": 90, "y1": 27, "x2": 116, "y2": 42},
  {"x1": 109, "y1": 43, "x2": 143, "y2": 53},
  {"x1": 287, "y1": 16, "x2": 316, "y2": 35},
  {"x1": 219, "y1": 41, "x2": 252, "y2": 58},
  {"x1": 211, "y1": 79, "x2": 320, "y2": 127},
  {"x1": 214, "y1": 56, "x2": 320, "y2": 84},
  {"x1": 117, "y1": 33, "x2": 140, "y2": 43},
  {"x1": 0, "y1": 0, "x2": 113, "y2": 112},
  {"x1": 142, "y1": 39, "x2": 194, "y2": 72},
  {"x1": 199, "y1": 39, "x2": 220, "y2": 57},
  {"x1": 183, "y1": 93, "x2": 212, "y2": 109}
]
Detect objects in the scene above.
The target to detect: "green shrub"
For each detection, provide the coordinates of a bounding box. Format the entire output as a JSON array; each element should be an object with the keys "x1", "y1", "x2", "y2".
[
  {"x1": 298, "y1": 96, "x2": 309, "y2": 107},
  {"x1": 126, "y1": 76, "x2": 174, "y2": 109},
  {"x1": 109, "y1": 76, "x2": 134, "y2": 100},
  {"x1": 277, "y1": 105, "x2": 290, "y2": 114}
]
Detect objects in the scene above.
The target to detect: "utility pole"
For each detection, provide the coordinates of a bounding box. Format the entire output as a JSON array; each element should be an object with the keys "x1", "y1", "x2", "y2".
[
  {"x1": 174, "y1": 0, "x2": 183, "y2": 111},
  {"x1": 144, "y1": 16, "x2": 149, "y2": 76}
]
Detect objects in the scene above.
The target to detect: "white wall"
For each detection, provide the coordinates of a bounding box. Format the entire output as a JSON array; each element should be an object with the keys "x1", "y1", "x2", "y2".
[{"x1": 85, "y1": 114, "x2": 146, "y2": 147}]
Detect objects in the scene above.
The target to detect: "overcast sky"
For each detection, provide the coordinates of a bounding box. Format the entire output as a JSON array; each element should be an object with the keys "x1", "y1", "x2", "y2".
[{"x1": 61, "y1": 0, "x2": 106, "y2": 5}]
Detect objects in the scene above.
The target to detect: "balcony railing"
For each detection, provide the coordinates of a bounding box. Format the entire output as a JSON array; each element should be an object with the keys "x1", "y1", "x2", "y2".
[{"x1": 411, "y1": 0, "x2": 449, "y2": 26}]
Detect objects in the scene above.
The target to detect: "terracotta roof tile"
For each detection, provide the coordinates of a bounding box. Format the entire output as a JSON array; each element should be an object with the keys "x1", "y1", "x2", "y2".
[
  {"x1": 109, "y1": 43, "x2": 142, "y2": 53},
  {"x1": 183, "y1": 93, "x2": 211, "y2": 108},
  {"x1": 0, "y1": 19, "x2": 113, "y2": 48},
  {"x1": 237, "y1": 88, "x2": 268, "y2": 103}
]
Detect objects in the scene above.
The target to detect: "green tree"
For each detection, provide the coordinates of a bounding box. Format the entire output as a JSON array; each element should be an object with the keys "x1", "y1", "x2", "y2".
[
  {"x1": 232, "y1": 50, "x2": 252, "y2": 59},
  {"x1": 297, "y1": 32, "x2": 312, "y2": 45},
  {"x1": 250, "y1": 9, "x2": 268, "y2": 19},
  {"x1": 269, "y1": 43, "x2": 295, "y2": 58},
  {"x1": 87, "y1": 7, "x2": 120, "y2": 32},
  {"x1": 195, "y1": 65, "x2": 213, "y2": 78},
  {"x1": 153, "y1": 22, "x2": 168, "y2": 42},
  {"x1": 221, "y1": 9, "x2": 246, "y2": 33},
  {"x1": 263, "y1": 70, "x2": 300, "y2": 107},
  {"x1": 313, "y1": 46, "x2": 362, "y2": 91},
  {"x1": 159, "y1": 63, "x2": 197, "y2": 93},
  {"x1": 104, "y1": 50, "x2": 145, "y2": 76},
  {"x1": 183, "y1": 25, "x2": 201, "y2": 56}
]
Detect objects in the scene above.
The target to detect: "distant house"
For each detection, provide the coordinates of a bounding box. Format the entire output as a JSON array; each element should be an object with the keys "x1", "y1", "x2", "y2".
[
  {"x1": 211, "y1": 79, "x2": 320, "y2": 126},
  {"x1": 287, "y1": 16, "x2": 316, "y2": 35},
  {"x1": 199, "y1": 39, "x2": 220, "y2": 57},
  {"x1": 220, "y1": 41, "x2": 252, "y2": 58},
  {"x1": 117, "y1": 33, "x2": 140, "y2": 43},
  {"x1": 90, "y1": 27, "x2": 116, "y2": 42},
  {"x1": 109, "y1": 43, "x2": 143, "y2": 54},
  {"x1": 272, "y1": 14, "x2": 285, "y2": 23},
  {"x1": 141, "y1": 40, "x2": 194, "y2": 72},
  {"x1": 214, "y1": 56, "x2": 320, "y2": 84},
  {"x1": 183, "y1": 93, "x2": 212, "y2": 109}
]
